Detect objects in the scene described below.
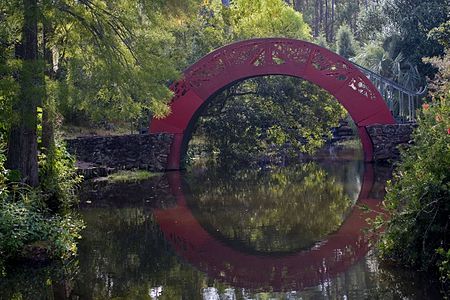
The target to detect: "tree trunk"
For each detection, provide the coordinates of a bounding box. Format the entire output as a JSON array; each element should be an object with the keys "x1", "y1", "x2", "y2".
[
  {"x1": 314, "y1": 0, "x2": 319, "y2": 36},
  {"x1": 325, "y1": 0, "x2": 329, "y2": 41},
  {"x1": 7, "y1": 0, "x2": 40, "y2": 187},
  {"x1": 41, "y1": 22, "x2": 56, "y2": 154},
  {"x1": 331, "y1": 0, "x2": 335, "y2": 41},
  {"x1": 319, "y1": 0, "x2": 323, "y2": 35}
]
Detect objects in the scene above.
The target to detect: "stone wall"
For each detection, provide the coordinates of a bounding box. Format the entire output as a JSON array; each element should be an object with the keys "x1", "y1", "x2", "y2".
[
  {"x1": 66, "y1": 125, "x2": 416, "y2": 173},
  {"x1": 366, "y1": 124, "x2": 416, "y2": 161},
  {"x1": 66, "y1": 134, "x2": 173, "y2": 172}
]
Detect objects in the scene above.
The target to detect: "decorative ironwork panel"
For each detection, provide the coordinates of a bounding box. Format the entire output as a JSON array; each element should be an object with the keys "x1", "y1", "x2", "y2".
[
  {"x1": 311, "y1": 50, "x2": 352, "y2": 81},
  {"x1": 348, "y1": 75, "x2": 377, "y2": 100}
]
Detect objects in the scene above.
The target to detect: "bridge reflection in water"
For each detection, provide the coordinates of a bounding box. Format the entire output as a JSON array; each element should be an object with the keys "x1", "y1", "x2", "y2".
[
  {"x1": 154, "y1": 163, "x2": 383, "y2": 294},
  {"x1": 3, "y1": 160, "x2": 443, "y2": 299}
]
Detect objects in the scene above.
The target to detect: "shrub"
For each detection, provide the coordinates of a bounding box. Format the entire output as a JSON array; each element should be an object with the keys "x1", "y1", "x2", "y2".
[
  {"x1": 38, "y1": 141, "x2": 83, "y2": 212},
  {"x1": 0, "y1": 138, "x2": 84, "y2": 275},
  {"x1": 0, "y1": 200, "x2": 82, "y2": 260},
  {"x1": 378, "y1": 98, "x2": 449, "y2": 282}
]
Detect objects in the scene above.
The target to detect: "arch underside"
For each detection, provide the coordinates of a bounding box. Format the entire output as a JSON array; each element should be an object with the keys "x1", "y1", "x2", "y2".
[{"x1": 150, "y1": 38, "x2": 396, "y2": 169}]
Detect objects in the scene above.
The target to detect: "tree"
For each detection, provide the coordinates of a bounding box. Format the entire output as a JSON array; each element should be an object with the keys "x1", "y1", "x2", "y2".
[
  {"x1": 428, "y1": 20, "x2": 450, "y2": 50},
  {"x1": 6, "y1": 0, "x2": 40, "y2": 186},
  {"x1": 335, "y1": 0, "x2": 360, "y2": 33},
  {"x1": 356, "y1": 3, "x2": 386, "y2": 41},
  {"x1": 230, "y1": 0, "x2": 311, "y2": 40},
  {"x1": 1, "y1": 0, "x2": 188, "y2": 185},
  {"x1": 195, "y1": 76, "x2": 346, "y2": 165},
  {"x1": 336, "y1": 24, "x2": 357, "y2": 59},
  {"x1": 383, "y1": 0, "x2": 449, "y2": 77}
]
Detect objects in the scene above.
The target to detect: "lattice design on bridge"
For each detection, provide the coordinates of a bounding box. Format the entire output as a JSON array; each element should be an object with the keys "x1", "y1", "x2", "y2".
[
  {"x1": 311, "y1": 50, "x2": 352, "y2": 82},
  {"x1": 171, "y1": 40, "x2": 370, "y2": 100},
  {"x1": 348, "y1": 75, "x2": 377, "y2": 100},
  {"x1": 184, "y1": 43, "x2": 262, "y2": 90},
  {"x1": 272, "y1": 42, "x2": 312, "y2": 65}
]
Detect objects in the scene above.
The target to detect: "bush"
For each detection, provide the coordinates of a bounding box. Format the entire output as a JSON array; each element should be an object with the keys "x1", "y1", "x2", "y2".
[
  {"x1": 38, "y1": 141, "x2": 83, "y2": 212},
  {"x1": 0, "y1": 139, "x2": 84, "y2": 275},
  {"x1": 0, "y1": 200, "x2": 83, "y2": 263},
  {"x1": 378, "y1": 98, "x2": 449, "y2": 282}
]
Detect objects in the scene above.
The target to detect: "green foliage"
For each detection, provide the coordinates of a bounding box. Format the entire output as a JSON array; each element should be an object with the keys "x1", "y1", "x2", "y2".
[
  {"x1": 193, "y1": 76, "x2": 346, "y2": 166},
  {"x1": 353, "y1": 1, "x2": 449, "y2": 90},
  {"x1": 382, "y1": 0, "x2": 449, "y2": 77},
  {"x1": 38, "y1": 141, "x2": 82, "y2": 212},
  {"x1": 53, "y1": 2, "x2": 179, "y2": 122},
  {"x1": 229, "y1": 0, "x2": 311, "y2": 40},
  {"x1": 336, "y1": 24, "x2": 357, "y2": 59},
  {"x1": 356, "y1": 4, "x2": 386, "y2": 41},
  {"x1": 423, "y1": 50, "x2": 450, "y2": 99},
  {"x1": 378, "y1": 98, "x2": 450, "y2": 280},
  {"x1": 428, "y1": 20, "x2": 450, "y2": 49},
  {"x1": 0, "y1": 137, "x2": 7, "y2": 197},
  {"x1": 0, "y1": 136, "x2": 83, "y2": 275},
  {"x1": 315, "y1": 34, "x2": 330, "y2": 50},
  {"x1": 1, "y1": 0, "x2": 183, "y2": 132},
  {"x1": 314, "y1": 35, "x2": 334, "y2": 51},
  {"x1": 355, "y1": 43, "x2": 388, "y2": 74},
  {"x1": 335, "y1": 0, "x2": 360, "y2": 33},
  {"x1": 355, "y1": 40, "x2": 423, "y2": 90},
  {"x1": 437, "y1": 248, "x2": 450, "y2": 283},
  {"x1": 178, "y1": 0, "x2": 311, "y2": 66},
  {"x1": 0, "y1": 199, "x2": 84, "y2": 266},
  {"x1": 0, "y1": 1, "x2": 21, "y2": 134}
]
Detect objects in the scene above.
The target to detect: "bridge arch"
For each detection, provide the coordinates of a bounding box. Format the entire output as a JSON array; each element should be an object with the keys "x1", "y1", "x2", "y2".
[{"x1": 149, "y1": 38, "x2": 395, "y2": 169}]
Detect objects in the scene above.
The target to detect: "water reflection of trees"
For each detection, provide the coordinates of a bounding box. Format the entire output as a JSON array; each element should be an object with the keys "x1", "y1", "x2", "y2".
[
  {"x1": 74, "y1": 208, "x2": 208, "y2": 299},
  {"x1": 186, "y1": 163, "x2": 354, "y2": 253}
]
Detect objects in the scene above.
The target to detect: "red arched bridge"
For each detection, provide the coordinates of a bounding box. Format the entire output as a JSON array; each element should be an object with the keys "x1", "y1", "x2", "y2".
[{"x1": 149, "y1": 38, "x2": 422, "y2": 169}]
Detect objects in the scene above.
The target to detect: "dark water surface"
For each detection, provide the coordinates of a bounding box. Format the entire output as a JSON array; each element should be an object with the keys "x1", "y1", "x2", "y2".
[{"x1": 0, "y1": 158, "x2": 443, "y2": 299}]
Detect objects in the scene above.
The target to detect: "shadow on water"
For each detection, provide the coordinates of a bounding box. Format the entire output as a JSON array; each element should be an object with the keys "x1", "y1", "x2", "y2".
[{"x1": 0, "y1": 156, "x2": 444, "y2": 299}]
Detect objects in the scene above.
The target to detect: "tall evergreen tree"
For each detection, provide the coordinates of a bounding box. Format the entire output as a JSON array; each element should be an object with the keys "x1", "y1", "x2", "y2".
[{"x1": 336, "y1": 24, "x2": 357, "y2": 59}]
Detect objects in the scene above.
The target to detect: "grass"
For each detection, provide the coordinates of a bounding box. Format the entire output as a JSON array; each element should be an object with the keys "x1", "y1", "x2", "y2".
[
  {"x1": 334, "y1": 138, "x2": 362, "y2": 150},
  {"x1": 107, "y1": 170, "x2": 160, "y2": 183},
  {"x1": 60, "y1": 125, "x2": 134, "y2": 139}
]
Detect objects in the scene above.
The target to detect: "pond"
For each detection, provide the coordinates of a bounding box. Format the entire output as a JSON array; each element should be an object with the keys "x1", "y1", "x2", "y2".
[{"x1": 0, "y1": 155, "x2": 443, "y2": 299}]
